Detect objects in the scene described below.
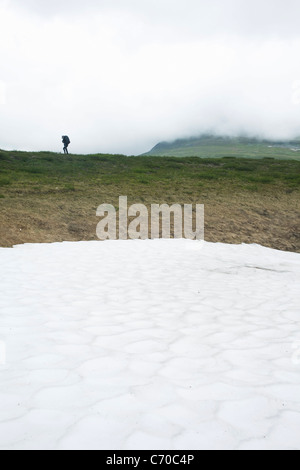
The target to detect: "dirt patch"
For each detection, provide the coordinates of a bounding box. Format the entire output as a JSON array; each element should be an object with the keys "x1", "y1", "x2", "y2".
[{"x1": 0, "y1": 188, "x2": 299, "y2": 252}]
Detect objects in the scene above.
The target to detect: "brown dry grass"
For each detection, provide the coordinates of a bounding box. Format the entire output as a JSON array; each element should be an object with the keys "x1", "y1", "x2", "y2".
[
  {"x1": 0, "y1": 185, "x2": 299, "y2": 252},
  {"x1": 0, "y1": 151, "x2": 299, "y2": 252}
]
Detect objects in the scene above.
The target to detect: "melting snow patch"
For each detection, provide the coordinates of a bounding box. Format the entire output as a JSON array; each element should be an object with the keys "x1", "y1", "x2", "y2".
[{"x1": 0, "y1": 239, "x2": 299, "y2": 450}]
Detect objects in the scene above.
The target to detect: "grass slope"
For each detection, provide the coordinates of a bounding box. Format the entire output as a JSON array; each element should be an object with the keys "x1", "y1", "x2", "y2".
[
  {"x1": 143, "y1": 135, "x2": 300, "y2": 160},
  {"x1": 0, "y1": 148, "x2": 299, "y2": 251}
]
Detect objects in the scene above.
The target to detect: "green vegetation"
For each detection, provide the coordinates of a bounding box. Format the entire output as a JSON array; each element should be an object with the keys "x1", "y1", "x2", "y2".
[
  {"x1": 0, "y1": 148, "x2": 299, "y2": 195},
  {"x1": 0, "y1": 176, "x2": 12, "y2": 186},
  {"x1": 143, "y1": 135, "x2": 300, "y2": 160},
  {"x1": 0, "y1": 148, "x2": 299, "y2": 251}
]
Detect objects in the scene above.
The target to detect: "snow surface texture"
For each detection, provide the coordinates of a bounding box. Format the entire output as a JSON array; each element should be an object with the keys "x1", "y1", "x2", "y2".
[{"x1": 0, "y1": 239, "x2": 300, "y2": 450}]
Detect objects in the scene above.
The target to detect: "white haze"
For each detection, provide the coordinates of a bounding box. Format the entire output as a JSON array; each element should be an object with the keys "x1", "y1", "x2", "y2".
[{"x1": 1, "y1": 0, "x2": 300, "y2": 154}]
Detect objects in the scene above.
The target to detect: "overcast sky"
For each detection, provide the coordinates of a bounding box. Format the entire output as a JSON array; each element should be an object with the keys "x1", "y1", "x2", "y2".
[{"x1": 1, "y1": 0, "x2": 300, "y2": 154}]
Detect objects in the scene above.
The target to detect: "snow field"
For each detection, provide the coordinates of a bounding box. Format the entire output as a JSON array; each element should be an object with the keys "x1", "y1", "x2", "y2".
[{"x1": 0, "y1": 239, "x2": 299, "y2": 450}]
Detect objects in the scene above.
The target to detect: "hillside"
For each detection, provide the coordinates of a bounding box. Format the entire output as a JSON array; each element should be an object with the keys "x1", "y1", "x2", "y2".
[
  {"x1": 143, "y1": 135, "x2": 300, "y2": 160},
  {"x1": 0, "y1": 149, "x2": 299, "y2": 252}
]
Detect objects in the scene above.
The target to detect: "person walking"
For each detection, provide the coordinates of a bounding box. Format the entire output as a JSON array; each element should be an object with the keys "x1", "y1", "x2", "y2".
[{"x1": 62, "y1": 135, "x2": 70, "y2": 154}]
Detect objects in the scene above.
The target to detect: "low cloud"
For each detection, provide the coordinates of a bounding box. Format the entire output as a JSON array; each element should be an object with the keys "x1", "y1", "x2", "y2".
[{"x1": 1, "y1": 1, "x2": 300, "y2": 154}]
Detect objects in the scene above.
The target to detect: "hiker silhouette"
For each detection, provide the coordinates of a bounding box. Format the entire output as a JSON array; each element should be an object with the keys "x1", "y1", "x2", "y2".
[{"x1": 62, "y1": 135, "x2": 70, "y2": 154}]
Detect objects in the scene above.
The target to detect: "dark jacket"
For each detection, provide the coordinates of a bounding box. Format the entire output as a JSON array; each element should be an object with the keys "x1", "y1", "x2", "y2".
[{"x1": 62, "y1": 136, "x2": 70, "y2": 145}]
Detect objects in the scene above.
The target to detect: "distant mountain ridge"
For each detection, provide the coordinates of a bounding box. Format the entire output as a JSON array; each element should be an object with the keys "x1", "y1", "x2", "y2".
[{"x1": 142, "y1": 134, "x2": 300, "y2": 160}]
